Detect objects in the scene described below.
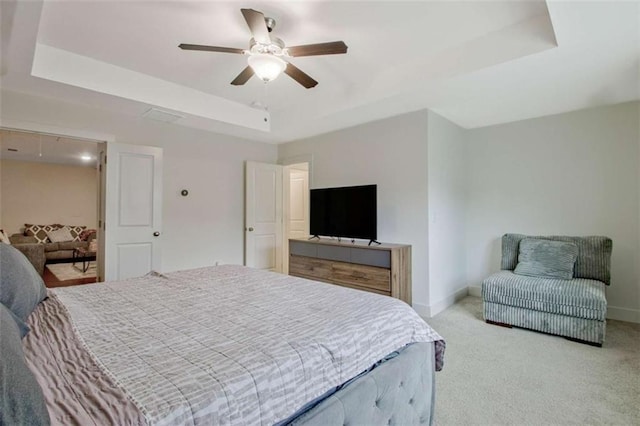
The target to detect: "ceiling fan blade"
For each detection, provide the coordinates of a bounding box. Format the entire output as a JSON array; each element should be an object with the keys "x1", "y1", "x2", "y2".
[
  {"x1": 241, "y1": 8, "x2": 271, "y2": 45},
  {"x1": 284, "y1": 63, "x2": 318, "y2": 89},
  {"x1": 230, "y1": 66, "x2": 255, "y2": 86},
  {"x1": 179, "y1": 44, "x2": 244, "y2": 54},
  {"x1": 286, "y1": 41, "x2": 348, "y2": 57}
]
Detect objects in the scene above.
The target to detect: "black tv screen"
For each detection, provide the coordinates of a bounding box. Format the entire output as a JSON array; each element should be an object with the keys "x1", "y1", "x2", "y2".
[{"x1": 310, "y1": 184, "x2": 377, "y2": 241}]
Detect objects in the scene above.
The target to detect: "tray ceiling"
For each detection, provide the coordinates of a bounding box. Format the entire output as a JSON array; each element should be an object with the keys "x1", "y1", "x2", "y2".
[{"x1": 1, "y1": 1, "x2": 638, "y2": 143}]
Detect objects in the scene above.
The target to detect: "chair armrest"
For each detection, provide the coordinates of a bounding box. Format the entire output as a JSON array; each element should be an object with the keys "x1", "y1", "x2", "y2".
[
  {"x1": 9, "y1": 234, "x2": 38, "y2": 244},
  {"x1": 11, "y1": 243, "x2": 46, "y2": 276}
]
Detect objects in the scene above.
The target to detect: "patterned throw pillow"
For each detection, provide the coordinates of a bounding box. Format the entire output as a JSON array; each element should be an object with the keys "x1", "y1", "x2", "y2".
[
  {"x1": 65, "y1": 225, "x2": 87, "y2": 242},
  {"x1": 46, "y1": 227, "x2": 74, "y2": 243},
  {"x1": 24, "y1": 224, "x2": 61, "y2": 244}
]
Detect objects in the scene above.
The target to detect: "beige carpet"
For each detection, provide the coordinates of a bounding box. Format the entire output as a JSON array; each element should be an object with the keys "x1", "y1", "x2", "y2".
[
  {"x1": 426, "y1": 296, "x2": 640, "y2": 425},
  {"x1": 46, "y1": 262, "x2": 96, "y2": 281}
]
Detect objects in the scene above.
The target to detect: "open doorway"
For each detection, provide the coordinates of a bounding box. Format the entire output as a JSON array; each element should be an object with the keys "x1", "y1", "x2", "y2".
[
  {"x1": 0, "y1": 128, "x2": 101, "y2": 287},
  {"x1": 283, "y1": 162, "x2": 310, "y2": 274}
]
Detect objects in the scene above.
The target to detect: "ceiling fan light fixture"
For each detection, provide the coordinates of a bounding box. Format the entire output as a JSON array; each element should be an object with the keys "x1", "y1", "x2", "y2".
[{"x1": 248, "y1": 54, "x2": 286, "y2": 82}]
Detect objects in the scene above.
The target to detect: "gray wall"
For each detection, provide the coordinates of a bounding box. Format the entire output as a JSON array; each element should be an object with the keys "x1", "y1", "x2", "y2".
[{"x1": 426, "y1": 111, "x2": 468, "y2": 315}]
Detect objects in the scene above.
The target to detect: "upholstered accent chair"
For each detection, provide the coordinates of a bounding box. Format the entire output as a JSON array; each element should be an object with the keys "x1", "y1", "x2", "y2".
[{"x1": 482, "y1": 234, "x2": 612, "y2": 346}]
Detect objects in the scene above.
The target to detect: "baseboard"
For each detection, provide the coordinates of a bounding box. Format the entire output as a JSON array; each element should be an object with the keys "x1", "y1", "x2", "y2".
[
  {"x1": 412, "y1": 302, "x2": 430, "y2": 318},
  {"x1": 424, "y1": 287, "x2": 469, "y2": 317},
  {"x1": 607, "y1": 305, "x2": 640, "y2": 323},
  {"x1": 468, "y1": 285, "x2": 481, "y2": 297}
]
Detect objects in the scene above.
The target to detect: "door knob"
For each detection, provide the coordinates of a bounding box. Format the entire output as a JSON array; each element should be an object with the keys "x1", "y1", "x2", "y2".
[
  {"x1": 153, "y1": 231, "x2": 160, "y2": 237},
  {"x1": 248, "y1": 227, "x2": 254, "y2": 232}
]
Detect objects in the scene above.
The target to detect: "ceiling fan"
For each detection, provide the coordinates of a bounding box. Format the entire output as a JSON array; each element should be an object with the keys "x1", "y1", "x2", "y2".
[{"x1": 179, "y1": 8, "x2": 348, "y2": 89}]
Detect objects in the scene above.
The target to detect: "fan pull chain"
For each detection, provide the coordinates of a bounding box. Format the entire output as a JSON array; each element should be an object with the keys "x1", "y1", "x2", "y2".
[{"x1": 262, "y1": 81, "x2": 270, "y2": 112}]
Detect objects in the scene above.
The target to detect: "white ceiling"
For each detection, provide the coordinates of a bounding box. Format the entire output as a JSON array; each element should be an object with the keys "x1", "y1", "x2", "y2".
[
  {"x1": 0, "y1": 1, "x2": 638, "y2": 143},
  {"x1": 0, "y1": 129, "x2": 99, "y2": 168}
]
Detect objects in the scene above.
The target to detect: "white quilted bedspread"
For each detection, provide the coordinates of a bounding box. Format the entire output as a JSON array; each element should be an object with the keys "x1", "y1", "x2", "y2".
[{"x1": 53, "y1": 265, "x2": 442, "y2": 425}]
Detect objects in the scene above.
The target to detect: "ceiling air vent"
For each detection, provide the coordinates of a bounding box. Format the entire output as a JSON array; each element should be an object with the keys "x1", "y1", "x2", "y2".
[{"x1": 142, "y1": 108, "x2": 184, "y2": 123}]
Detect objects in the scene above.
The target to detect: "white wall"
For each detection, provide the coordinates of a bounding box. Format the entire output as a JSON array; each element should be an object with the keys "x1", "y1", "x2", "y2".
[
  {"x1": 1, "y1": 90, "x2": 278, "y2": 272},
  {"x1": 465, "y1": 101, "x2": 640, "y2": 322},
  {"x1": 0, "y1": 159, "x2": 98, "y2": 235},
  {"x1": 278, "y1": 111, "x2": 431, "y2": 310},
  {"x1": 426, "y1": 111, "x2": 469, "y2": 315}
]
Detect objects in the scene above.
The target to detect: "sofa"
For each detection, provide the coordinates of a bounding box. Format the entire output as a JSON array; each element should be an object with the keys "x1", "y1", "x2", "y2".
[
  {"x1": 8, "y1": 224, "x2": 96, "y2": 276},
  {"x1": 482, "y1": 234, "x2": 612, "y2": 346}
]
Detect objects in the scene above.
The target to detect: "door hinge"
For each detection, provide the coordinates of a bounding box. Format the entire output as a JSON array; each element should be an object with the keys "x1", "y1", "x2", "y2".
[{"x1": 104, "y1": 155, "x2": 107, "y2": 165}]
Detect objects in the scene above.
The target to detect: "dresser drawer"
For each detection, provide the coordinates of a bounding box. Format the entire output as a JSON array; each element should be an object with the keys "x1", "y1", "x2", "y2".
[
  {"x1": 330, "y1": 261, "x2": 391, "y2": 293},
  {"x1": 289, "y1": 255, "x2": 332, "y2": 280},
  {"x1": 350, "y1": 248, "x2": 391, "y2": 268},
  {"x1": 290, "y1": 241, "x2": 318, "y2": 257},
  {"x1": 290, "y1": 255, "x2": 391, "y2": 293},
  {"x1": 317, "y1": 245, "x2": 351, "y2": 262}
]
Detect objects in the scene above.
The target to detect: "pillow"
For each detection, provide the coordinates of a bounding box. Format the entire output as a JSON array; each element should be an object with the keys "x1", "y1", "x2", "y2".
[
  {"x1": 65, "y1": 225, "x2": 87, "y2": 242},
  {"x1": 0, "y1": 243, "x2": 47, "y2": 323},
  {"x1": 0, "y1": 303, "x2": 51, "y2": 425},
  {"x1": 46, "y1": 227, "x2": 74, "y2": 243},
  {"x1": 79, "y1": 228, "x2": 96, "y2": 241},
  {"x1": 514, "y1": 238, "x2": 578, "y2": 280},
  {"x1": 24, "y1": 224, "x2": 61, "y2": 244}
]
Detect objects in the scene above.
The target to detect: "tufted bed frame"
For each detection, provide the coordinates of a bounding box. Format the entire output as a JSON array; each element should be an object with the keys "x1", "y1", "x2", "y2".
[{"x1": 287, "y1": 343, "x2": 435, "y2": 425}]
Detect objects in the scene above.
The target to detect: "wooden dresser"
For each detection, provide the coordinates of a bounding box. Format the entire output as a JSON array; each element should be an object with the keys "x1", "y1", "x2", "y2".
[{"x1": 288, "y1": 238, "x2": 411, "y2": 305}]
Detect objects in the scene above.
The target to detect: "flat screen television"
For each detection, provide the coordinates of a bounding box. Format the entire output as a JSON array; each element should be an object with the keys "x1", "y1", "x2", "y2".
[{"x1": 310, "y1": 184, "x2": 377, "y2": 242}]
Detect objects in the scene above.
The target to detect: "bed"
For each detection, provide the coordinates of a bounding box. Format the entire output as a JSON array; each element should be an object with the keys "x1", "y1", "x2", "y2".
[{"x1": 1, "y1": 243, "x2": 445, "y2": 426}]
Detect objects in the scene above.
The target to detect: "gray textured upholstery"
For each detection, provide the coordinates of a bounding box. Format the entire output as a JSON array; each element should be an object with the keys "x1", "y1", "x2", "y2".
[
  {"x1": 0, "y1": 244, "x2": 48, "y2": 323},
  {"x1": 290, "y1": 343, "x2": 435, "y2": 426},
  {"x1": 513, "y1": 238, "x2": 578, "y2": 280},
  {"x1": 501, "y1": 234, "x2": 612, "y2": 285},
  {"x1": 484, "y1": 301, "x2": 605, "y2": 344},
  {"x1": 0, "y1": 303, "x2": 51, "y2": 425},
  {"x1": 10, "y1": 243, "x2": 46, "y2": 276},
  {"x1": 483, "y1": 271, "x2": 606, "y2": 321},
  {"x1": 485, "y1": 234, "x2": 611, "y2": 345}
]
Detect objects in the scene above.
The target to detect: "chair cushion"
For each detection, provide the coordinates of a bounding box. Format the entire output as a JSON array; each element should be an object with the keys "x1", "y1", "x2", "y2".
[
  {"x1": 482, "y1": 271, "x2": 606, "y2": 321},
  {"x1": 58, "y1": 241, "x2": 86, "y2": 251},
  {"x1": 500, "y1": 234, "x2": 612, "y2": 285},
  {"x1": 514, "y1": 238, "x2": 578, "y2": 280},
  {"x1": 43, "y1": 243, "x2": 59, "y2": 252}
]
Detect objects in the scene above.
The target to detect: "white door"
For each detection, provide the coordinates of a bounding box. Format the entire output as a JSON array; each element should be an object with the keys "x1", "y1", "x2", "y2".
[
  {"x1": 245, "y1": 161, "x2": 283, "y2": 272},
  {"x1": 288, "y1": 167, "x2": 310, "y2": 239},
  {"x1": 97, "y1": 145, "x2": 107, "y2": 282},
  {"x1": 103, "y1": 142, "x2": 163, "y2": 281}
]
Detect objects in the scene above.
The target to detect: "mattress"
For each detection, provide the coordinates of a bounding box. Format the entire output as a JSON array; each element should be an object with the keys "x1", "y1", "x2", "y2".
[{"x1": 23, "y1": 265, "x2": 444, "y2": 425}]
